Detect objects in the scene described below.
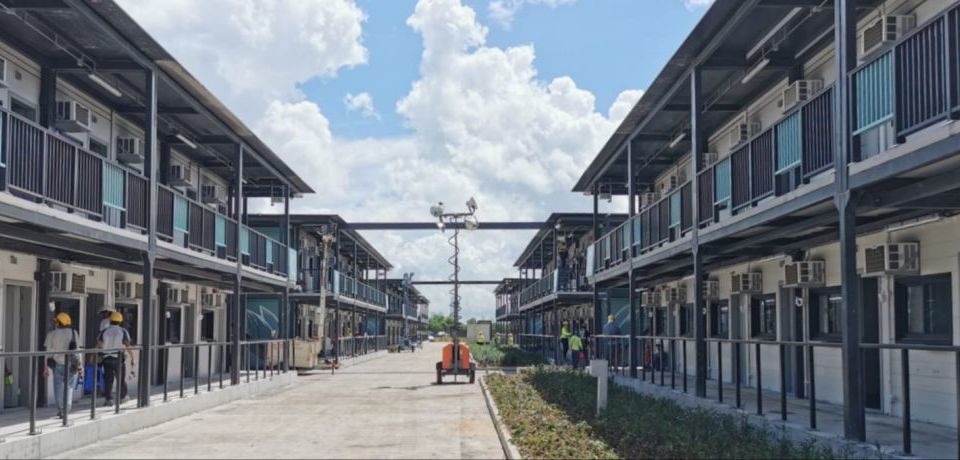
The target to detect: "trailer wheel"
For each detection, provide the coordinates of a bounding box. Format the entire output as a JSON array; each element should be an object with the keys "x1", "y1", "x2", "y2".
[{"x1": 436, "y1": 361, "x2": 443, "y2": 385}]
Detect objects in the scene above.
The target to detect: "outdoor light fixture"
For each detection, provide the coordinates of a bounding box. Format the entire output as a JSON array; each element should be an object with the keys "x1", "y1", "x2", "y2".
[
  {"x1": 466, "y1": 197, "x2": 477, "y2": 214},
  {"x1": 464, "y1": 215, "x2": 479, "y2": 230},
  {"x1": 175, "y1": 133, "x2": 198, "y2": 149},
  {"x1": 88, "y1": 72, "x2": 123, "y2": 98},
  {"x1": 741, "y1": 58, "x2": 770, "y2": 84},
  {"x1": 430, "y1": 202, "x2": 445, "y2": 218},
  {"x1": 668, "y1": 131, "x2": 687, "y2": 149}
]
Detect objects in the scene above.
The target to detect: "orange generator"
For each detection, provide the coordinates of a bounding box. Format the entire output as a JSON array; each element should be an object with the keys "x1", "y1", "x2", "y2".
[{"x1": 436, "y1": 342, "x2": 476, "y2": 384}]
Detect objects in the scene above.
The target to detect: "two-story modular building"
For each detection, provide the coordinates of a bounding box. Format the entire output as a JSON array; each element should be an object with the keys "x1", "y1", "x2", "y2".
[
  {"x1": 0, "y1": 0, "x2": 308, "y2": 418},
  {"x1": 574, "y1": 0, "x2": 960, "y2": 454},
  {"x1": 385, "y1": 279, "x2": 429, "y2": 347},
  {"x1": 494, "y1": 278, "x2": 521, "y2": 339}
]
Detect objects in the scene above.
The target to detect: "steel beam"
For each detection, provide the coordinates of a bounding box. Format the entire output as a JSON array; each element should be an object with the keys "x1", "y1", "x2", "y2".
[
  {"x1": 691, "y1": 66, "x2": 708, "y2": 398},
  {"x1": 342, "y1": 222, "x2": 543, "y2": 230},
  {"x1": 628, "y1": 140, "x2": 638, "y2": 378},
  {"x1": 138, "y1": 68, "x2": 158, "y2": 408},
  {"x1": 231, "y1": 145, "x2": 244, "y2": 385}
]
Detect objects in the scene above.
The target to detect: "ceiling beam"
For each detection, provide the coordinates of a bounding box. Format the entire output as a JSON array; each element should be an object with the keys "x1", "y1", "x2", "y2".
[
  {"x1": 1, "y1": 0, "x2": 68, "y2": 10},
  {"x1": 866, "y1": 170, "x2": 960, "y2": 208},
  {"x1": 663, "y1": 103, "x2": 743, "y2": 112},
  {"x1": 49, "y1": 58, "x2": 143, "y2": 72},
  {"x1": 118, "y1": 105, "x2": 197, "y2": 115}
]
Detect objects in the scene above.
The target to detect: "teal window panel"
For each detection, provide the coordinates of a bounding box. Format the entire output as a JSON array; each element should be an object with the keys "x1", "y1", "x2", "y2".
[
  {"x1": 240, "y1": 227, "x2": 250, "y2": 255},
  {"x1": 174, "y1": 195, "x2": 189, "y2": 232},
  {"x1": 776, "y1": 112, "x2": 802, "y2": 173},
  {"x1": 854, "y1": 52, "x2": 893, "y2": 134},
  {"x1": 631, "y1": 217, "x2": 641, "y2": 245},
  {"x1": 714, "y1": 158, "x2": 731, "y2": 204},
  {"x1": 266, "y1": 240, "x2": 273, "y2": 262},
  {"x1": 102, "y1": 162, "x2": 125, "y2": 210},
  {"x1": 0, "y1": 114, "x2": 5, "y2": 167},
  {"x1": 215, "y1": 214, "x2": 226, "y2": 246},
  {"x1": 670, "y1": 193, "x2": 681, "y2": 227},
  {"x1": 288, "y1": 248, "x2": 297, "y2": 279}
]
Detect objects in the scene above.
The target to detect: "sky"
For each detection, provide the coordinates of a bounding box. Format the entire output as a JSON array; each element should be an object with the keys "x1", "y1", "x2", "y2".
[{"x1": 116, "y1": 0, "x2": 711, "y2": 321}]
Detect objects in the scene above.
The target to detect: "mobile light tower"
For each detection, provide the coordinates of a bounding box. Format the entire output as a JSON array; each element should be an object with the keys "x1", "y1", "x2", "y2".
[{"x1": 431, "y1": 197, "x2": 479, "y2": 383}]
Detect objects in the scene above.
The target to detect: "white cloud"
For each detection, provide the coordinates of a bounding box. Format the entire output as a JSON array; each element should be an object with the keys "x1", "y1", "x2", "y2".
[
  {"x1": 343, "y1": 92, "x2": 381, "y2": 119},
  {"x1": 683, "y1": 0, "x2": 714, "y2": 11},
  {"x1": 121, "y1": 0, "x2": 643, "y2": 321},
  {"x1": 488, "y1": 0, "x2": 576, "y2": 28},
  {"x1": 116, "y1": 0, "x2": 367, "y2": 121}
]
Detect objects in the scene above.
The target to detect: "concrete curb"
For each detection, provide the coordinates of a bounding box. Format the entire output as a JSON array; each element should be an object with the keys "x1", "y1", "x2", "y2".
[
  {"x1": 0, "y1": 372, "x2": 297, "y2": 459},
  {"x1": 479, "y1": 373, "x2": 523, "y2": 460}
]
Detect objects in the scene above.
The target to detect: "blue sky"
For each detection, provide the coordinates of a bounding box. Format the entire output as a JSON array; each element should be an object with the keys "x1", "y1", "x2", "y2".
[
  {"x1": 121, "y1": 0, "x2": 712, "y2": 320},
  {"x1": 304, "y1": 0, "x2": 706, "y2": 139}
]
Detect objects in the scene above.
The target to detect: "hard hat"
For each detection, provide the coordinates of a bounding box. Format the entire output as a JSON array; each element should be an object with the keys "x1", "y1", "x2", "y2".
[
  {"x1": 100, "y1": 305, "x2": 116, "y2": 313},
  {"x1": 54, "y1": 312, "x2": 72, "y2": 327},
  {"x1": 110, "y1": 311, "x2": 123, "y2": 323}
]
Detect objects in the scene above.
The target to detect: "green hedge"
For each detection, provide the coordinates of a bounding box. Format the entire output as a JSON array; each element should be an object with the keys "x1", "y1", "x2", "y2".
[
  {"x1": 486, "y1": 369, "x2": 838, "y2": 459},
  {"x1": 471, "y1": 343, "x2": 546, "y2": 367}
]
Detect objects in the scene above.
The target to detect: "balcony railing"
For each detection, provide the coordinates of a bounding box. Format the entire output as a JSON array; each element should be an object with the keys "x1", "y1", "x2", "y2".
[
  {"x1": 518, "y1": 267, "x2": 586, "y2": 306},
  {"x1": 0, "y1": 106, "x2": 291, "y2": 280},
  {"x1": 298, "y1": 269, "x2": 385, "y2": 308}
]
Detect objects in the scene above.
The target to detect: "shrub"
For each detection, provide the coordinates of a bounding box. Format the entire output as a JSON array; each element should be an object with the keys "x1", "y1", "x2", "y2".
[
  {"x1": 486, "y1": 369, "x2": 836, "y2": 459},
  {"x1": 471, "y1": 343, "x2": 546, "y2": 367}
]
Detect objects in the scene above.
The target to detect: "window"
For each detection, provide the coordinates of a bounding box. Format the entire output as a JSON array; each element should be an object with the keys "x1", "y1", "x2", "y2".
[
  {"x1": 895, "y1": 274, "x2": 952, "y2": 344},
  {"x1": 200, "y1": 310, "x2": 215, "y2": 342},
  {"x1": 750, "y1": 295, "x2": 776, "y2": 339},
  {"x1": 679, "y1": 304, "x2": 693, "y2": 337},
  {"x1": 165, "y1": 307, "x2": 182, "y2": 344},
  {"x1": 653, "y1": 308, "x2": 666, "y2": 336},
  {"x1": 88, "y1": 137, "x2": 108, "y2": 157},
  {"x1": 710, "y1": 300, "x2": 729, "y2": 338},
  {"x1": 10, "y1": 97, "x2": 37, "y2": 122},
  {"x1": 809, "y1": 288, "x2": 842, "y2": 340},
  {"x1": 116, "y1": 303, "x2": 139, "y2": 344}
]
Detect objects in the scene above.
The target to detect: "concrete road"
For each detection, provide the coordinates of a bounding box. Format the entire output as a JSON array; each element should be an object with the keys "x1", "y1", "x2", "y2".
[{"x1": 53, "y1": 343, "x2": 504, "y2": 459}]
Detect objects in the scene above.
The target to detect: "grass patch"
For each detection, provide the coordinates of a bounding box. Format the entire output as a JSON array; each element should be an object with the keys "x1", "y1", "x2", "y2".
[
  {"x1": 486, "y1": 369, "x2": 838, "y2": 459},
  {"x1": 471, "y1": 343, "x2": 547, "y2": 367}
]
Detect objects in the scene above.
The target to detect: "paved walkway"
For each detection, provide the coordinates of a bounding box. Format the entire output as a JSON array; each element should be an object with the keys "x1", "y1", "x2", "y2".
[{"x1": 53, "y1": 343, "x2": 504, "y2": 459}]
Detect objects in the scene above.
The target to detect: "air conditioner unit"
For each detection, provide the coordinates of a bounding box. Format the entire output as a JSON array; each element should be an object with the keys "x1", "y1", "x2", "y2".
[
  {"x1": 641, "y1": 192, "x2": 660, "y2": 208},
  {"x1": 169, "y1": 164, "x2": 193, "y2": 188},
  {"x1": 703, "y1": 152, "x2": 719, "y2": 166},
  {"x1": 731, "y1": 272, "x2": 762, "y2": 294},
  {"x1": 55, "y1": 100, "x2": 91, "y2": 132},
  {"x1": 166, "y1": 287, "x2": 183, "y2": 304},
  {"x1": 703, "y1": 279, "x2": 720, "y2": 300},
  {"x1": 781, "y1": 79, "x2": 824, "y2": 112},
  {"x1": 116, "y1": 136, "x2": 145, "y2": 164},
  {"x1": 180, "y1": 288, "x2": 190, "y2": 304},
  {"x1": 201, "y1": 184, "x2": 224, "y2": 205},
  {"x1": 783, "y1": 260, "x2": 826, "y2": 288},
  {"x1": 860, "y1": 15, "x2": 915, "y2": 58},
  {"x1": 667, "y1": 284, "x2": 688, "y2": 305},
  {"x1": 863, "y1": 242, "x2": 920, "y2": 277},
  {"x1": 727, "y1": 122, "x2": 761, "y2": 149},
  {"x1": 0, "y1": 57, "x2": 7, "y2": 88},
  {"x1": 49, "y1": 271, "x2": 86, "y2": 294},
  {"x1": 640, "y1": 289, "x2": 661, "y2": 307},
  {"x1": 665, "y1": 175, "x2": 680, "y2": 192}
]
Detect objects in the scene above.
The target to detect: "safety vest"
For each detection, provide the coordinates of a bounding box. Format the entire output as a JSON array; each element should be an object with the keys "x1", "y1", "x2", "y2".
[
  {"x1": 569, "y1": 335, "x2": 583, "y2": 351},
  {"x1": 560, "y1": 326, "x2": 572, "y2": 339}
]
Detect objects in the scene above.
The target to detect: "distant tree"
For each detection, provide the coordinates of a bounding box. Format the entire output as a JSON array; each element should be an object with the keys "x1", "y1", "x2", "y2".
[
  {"x1": 466, "y1": 318, "x2": 477, "y2": 325},
  {"x1": 428, "y1": 315, "x2": 454, "y2": 333}
]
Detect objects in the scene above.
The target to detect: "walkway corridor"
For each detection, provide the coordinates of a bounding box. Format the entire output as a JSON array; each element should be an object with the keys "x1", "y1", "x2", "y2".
[{"x1": 53, "y1": 343, "x2": 504, "y2": 459}]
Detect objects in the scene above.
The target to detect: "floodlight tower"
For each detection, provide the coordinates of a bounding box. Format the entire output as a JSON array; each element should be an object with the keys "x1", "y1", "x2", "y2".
[{"x1": 430, "y1": 197, "x2": 479, "y2": 377}]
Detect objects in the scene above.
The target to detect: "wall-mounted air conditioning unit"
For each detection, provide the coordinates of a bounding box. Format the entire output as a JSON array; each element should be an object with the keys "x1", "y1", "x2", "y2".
[
  {"x1": 114, "y1": 280, "x2": 144, "y2": 300},
  {"x1": 783, "y1": 260, "x2": 826, "y2": 288},
  {"x1": 781, "y1": 79, "x2": 824, "y2": 112},
  {"x1": 49, "y1": 271, "x2": 86, "y2": 294},
  {"x1": 201, "y1": 184, "x2": 224, "y2": 205},
  {"x1": 0, "y1": 57, "x2": 7, "y2": 88},
  {"x1": 664, "y1": 175, "x2": 680, "y2": 192},
  {"x1": 703, "y1": 152, "x2": 719, "y2": 166},
  {"x1": 116, "y1": 137, "x2": 145, "y2": 165},
  {"x1": 863, "y1": 242, "x2": 920, "y2": 277},
  {"x1": 703, "y1": 279, "x2": 720, "y2": 300},
  {"x1": 166, "y1": 287, "x2": 189, "y2": 304},
  {"x1": 667, "y1": 284, "x2": 688, "y2": 305},
  {"x1": 641, "y1": 192, "x2": 660, "y2": 209},
  {"x1": 201, "y1": 292, "x2": 225, "y2": 308},
  {"x1": 728, "y1": 122, "x2": 761, "y2": 149},
  {"x1": 731, "y1": 272, "x2": 762, "y2": 294},
  {"x1": 56, "y1": 100, "x2": 91, "y2": 132},
  {"x1": 860, "y1": 15, "x2": 915, "y2": 58},
  {"x1": 640, "y1": 289, "x2": 661, "y2": 307},
  {"x1": 169, "y1": 164, "x2": 193, "y2": 188}
]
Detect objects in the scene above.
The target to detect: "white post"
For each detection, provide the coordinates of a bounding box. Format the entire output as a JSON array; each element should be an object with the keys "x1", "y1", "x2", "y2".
[{"x1": 590, "y1": 359, "x2": 608, "y2": 415}]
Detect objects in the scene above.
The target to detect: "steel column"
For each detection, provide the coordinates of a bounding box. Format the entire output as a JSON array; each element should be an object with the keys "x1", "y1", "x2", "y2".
[
  {"x1": 230, "y1": 145, "x2": 244, "y2": 384},
  {"x1": 691, "y1": 66, "x2": 708, "y2": 398},
  {"x1": 628, "y1": 141, "x2": 638, "y2": 378},
  {"x1": 282, "y1": 186, "x2": 290, "y2": 371},
  {"x1": 834, "y1": 0, "x2": 865, "y2": 442},
  {"x1": 138, "y1": 68, "x2": 158, "y2": 407},
  {"x1": 592, "y1": 188, "x2": 600, "y2": 333}
]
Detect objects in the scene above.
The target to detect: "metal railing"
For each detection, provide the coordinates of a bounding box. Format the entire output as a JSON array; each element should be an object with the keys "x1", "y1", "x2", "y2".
[
  {"x1": 336, "y1": 335, "x2": 388, "y2": 358},
  {"x1": 0, "y1": 339, "x2": 293, "y2": 440}
]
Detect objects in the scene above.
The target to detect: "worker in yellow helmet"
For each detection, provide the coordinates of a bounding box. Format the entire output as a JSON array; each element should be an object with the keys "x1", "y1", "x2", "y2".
[
  {"x1": 43, "y1": 312, "x2": 82, "y2": 418},
  {"x1": 559, "y1": 320, "x2": 572, "y2": 365},
  {"x1": 97, "y1": 310, "x2": 136, "y2": 406}
]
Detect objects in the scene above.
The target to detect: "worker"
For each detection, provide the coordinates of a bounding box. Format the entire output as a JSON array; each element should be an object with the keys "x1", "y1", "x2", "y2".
[
  {"x1": 559, "y1": 320, "x2": 572, "y2": 364},
  {"x1": 98, "y1": 306, "x2": 116, "y2": 332},
  {"x1": 601, "y1": 314, "x2": 620, "y2": 362},
  {"x1": 569, "y1": 329, "x2": 584, "y2": 370},
  {"x1": 602, "y1": 314, "x2": 620, "y2": 335},
  {"x1": 98, "y1": 311, "x2": 136, "y2": 406},
  {"x1": 43, "y1": 312, "x2": 82, "y2": 418}
]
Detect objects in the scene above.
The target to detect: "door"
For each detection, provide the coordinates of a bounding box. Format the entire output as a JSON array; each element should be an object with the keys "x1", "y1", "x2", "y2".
[
  {"x1": 84, "y1": 293, "x2": 105, "y2": 349},
  {"x1": 780, "y1": 288, "x2": 805, "y2": 398},
  {"x1": 861, "y1": 278, "x2": 881, "y2": 410},
  {"x1": 3, "y1": 285, "x2": 34, "y2": 409}
]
